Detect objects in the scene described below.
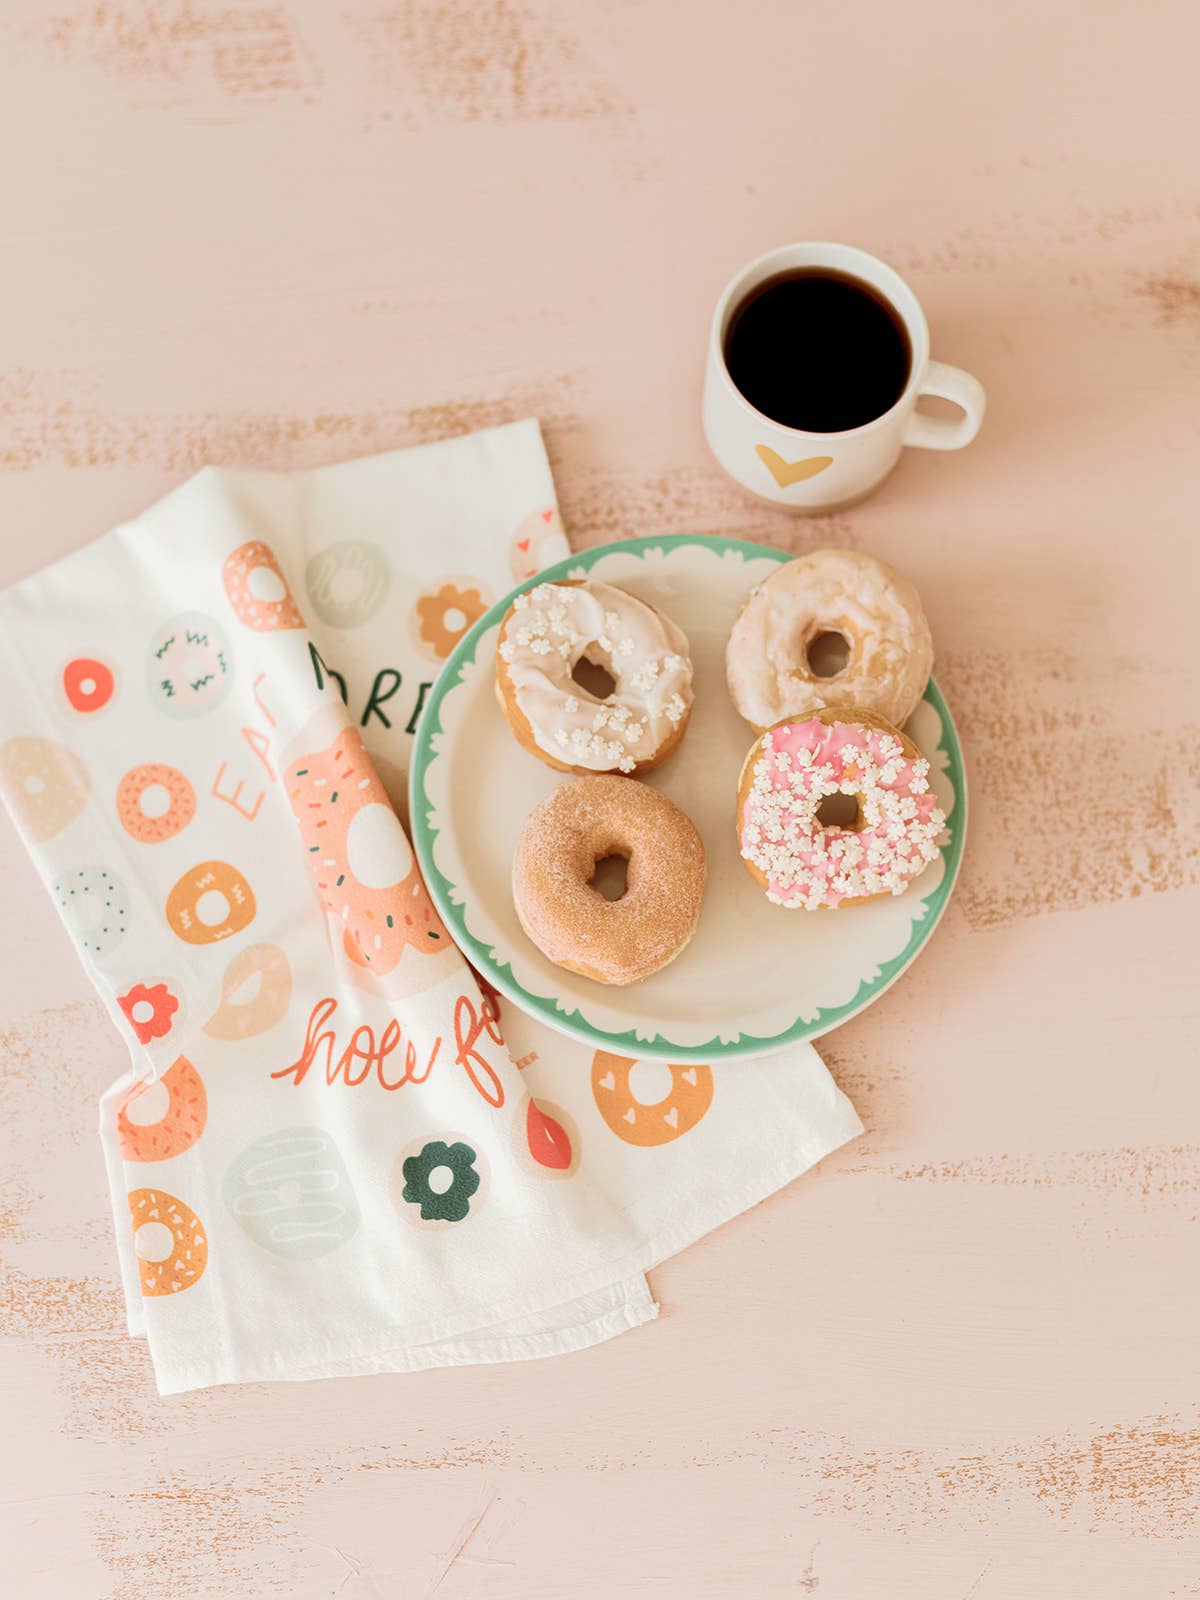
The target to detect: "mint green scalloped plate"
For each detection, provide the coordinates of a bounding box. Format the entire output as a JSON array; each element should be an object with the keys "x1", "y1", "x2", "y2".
[{"x1": 410, "y1": 536, "x2": 965, "y2": 1062}]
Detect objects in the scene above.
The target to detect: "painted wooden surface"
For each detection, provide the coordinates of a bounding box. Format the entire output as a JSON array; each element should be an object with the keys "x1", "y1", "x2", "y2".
[{"x1": 1, "y1": 1, "x2": 1198, "y2": 1594}]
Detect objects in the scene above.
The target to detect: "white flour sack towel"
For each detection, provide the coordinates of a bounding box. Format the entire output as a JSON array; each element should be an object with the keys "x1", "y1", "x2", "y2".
[{"x1": 0, "y1": 420, "x2": 861, "y2": 1392}]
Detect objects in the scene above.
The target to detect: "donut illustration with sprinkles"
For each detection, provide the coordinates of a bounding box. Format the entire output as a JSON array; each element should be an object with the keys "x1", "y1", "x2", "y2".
[{"x1": 284, "y1": 722, "x2": 449, "y2": 973}]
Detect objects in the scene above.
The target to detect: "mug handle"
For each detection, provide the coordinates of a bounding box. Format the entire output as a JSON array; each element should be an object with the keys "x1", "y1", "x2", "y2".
[{"x1": 902, "y1": 361, "x2": 986, "y2": 451}]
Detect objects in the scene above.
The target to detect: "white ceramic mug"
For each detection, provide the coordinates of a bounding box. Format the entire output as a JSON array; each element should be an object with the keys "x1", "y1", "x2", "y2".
[{"x1": 702, "y1": 241, "x2": 986, "y2": 513}]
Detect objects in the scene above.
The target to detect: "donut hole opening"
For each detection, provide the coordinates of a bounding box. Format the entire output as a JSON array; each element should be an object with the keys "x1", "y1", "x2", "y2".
[
  {"x1": 806, "y1": 630, "x2": 851, "y2": 678},
  {"x1": 589, "y1": 852, "x2": 629, "y2": 902},
  {"x1": 571, "y1": 654, "x2": 617, "y2": 701},
  {"x1": 816, "y1": 791, "x2": 862, "y2": 831}
]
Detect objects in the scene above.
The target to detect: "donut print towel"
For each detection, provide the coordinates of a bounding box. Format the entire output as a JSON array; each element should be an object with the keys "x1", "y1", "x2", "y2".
[{"x1": 0, "y1": 419, "x2": 861, "y2": 1393}]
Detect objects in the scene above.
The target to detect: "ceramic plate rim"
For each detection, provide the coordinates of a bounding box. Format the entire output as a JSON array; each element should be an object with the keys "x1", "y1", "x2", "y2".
[{"x1": 409, "y1": 534, "x2": 967, "y2": 1062}]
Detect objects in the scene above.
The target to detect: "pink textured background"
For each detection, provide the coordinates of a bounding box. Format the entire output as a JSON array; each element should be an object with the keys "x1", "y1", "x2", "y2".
[{"x1": 2, "y1": 2, "x2": 1198, "y2": 1595}]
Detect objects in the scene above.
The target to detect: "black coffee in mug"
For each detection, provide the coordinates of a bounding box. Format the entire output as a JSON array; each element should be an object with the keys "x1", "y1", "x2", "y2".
[{"x1": 723, "y1": 268, "x2": 912, "y2": 433}]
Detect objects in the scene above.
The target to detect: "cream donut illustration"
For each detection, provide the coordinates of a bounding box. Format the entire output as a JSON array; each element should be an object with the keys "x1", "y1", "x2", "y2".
[
  {"x1": 284, "y1": 722, "x2": 449, "y2": 973},
  {"x1": 203, "y1": 943, "x2": 292, "y2": 1040},
  {"x1": 222, "y1": 541, "x2": 304, "y2": 633},
  {"x1": 0, "y1": 736, "x2": 89, "y2": 843},
  {"x1": 508, "y1": 505, "x2": 569, "y2": 583}
]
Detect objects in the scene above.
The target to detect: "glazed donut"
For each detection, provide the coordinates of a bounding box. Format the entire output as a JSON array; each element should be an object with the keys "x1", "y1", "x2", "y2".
[
  {"x1": 165, "y1": 860, "x2": 256, "y2": 945},
  {"x1": 285, "y1": 723, "x2": 449, "y2": 972},
  {"x1": 54, "y1": 866, "x2": 129, "y2": 960},
  {"x1": 116, "y1": 763, "x2": 195, "y2": 844},
  {"x1": 512, "y1": 775, "x2": 706, "y2": 985},
  {"x1": 0, "y1": 736, "x2": 89, "y2": 843},
  {"x1": 61, "y1": 655, "x2": 116, "y2": 716},
  {"x1": 118, "y1": 1056, "x2": 208, "y2": 1162},
  {"x1": 128, "y1": 1187, "x2": 208, "y2": 1296},
  {"x1": 591, "y1": 1050, "x2": 715, "y2": 1146},
  {"x1": 496, "y1": 580, "x2": 694, "y2": 776},
  {"x1": 736, "y1": 707, "x2": 945, "y2": 910},
  {"x1": 726, "y1": 549, "x2": 933, "y2": 732},
  {"x1": 203, "y1": 943, "x2": 293, "y2": 1040},
  {"x1": 222, "y1": 540, "x2": 304, "y2": 632},
  {"x1": 147, "y1": 612, "x2": 233, "y2": 720}
]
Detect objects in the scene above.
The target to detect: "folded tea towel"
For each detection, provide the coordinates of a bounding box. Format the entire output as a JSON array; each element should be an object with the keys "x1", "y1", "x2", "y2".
[{"x1": 0, "y1": 419, "x2": 861, "y2": 1392}]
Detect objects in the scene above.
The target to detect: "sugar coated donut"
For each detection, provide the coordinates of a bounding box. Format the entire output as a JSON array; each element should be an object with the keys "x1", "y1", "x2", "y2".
[
  {"x1": 591, "y1": 1050, "x2": 714, "y2": 1146},
  {"x1": 222, "y1": 540, "x2": 304, "y2": 632},
  {"x1": 286, "y1": 723, "x2": 448, "y2": 972},
  {"x1": 128, "y1": 1187, "x2": 208, "y2": 1296},
  {"x1": 165, "y1": 860, "x2": 256, "y2": 945},
  {"x1": 513, "y1": 775, "x2": 706, "y2": 985},
  {"x1": 54, "y1": 866, "x2": 128, "y2": 960},
  {"x1": 148, "y1": 612, "x2": 233, "y2": 720},
  {"x1": 726, "y1": 549, "x2": 933, "y2": 732},
  {"x1": 61, "y1": 655, "x2": 116, "y2": 716},
  {"x1": 118, "y1": 1056, "x2": 208, "y2": 1162},
  {"x1": 0, "y1": 736, "x2": 89, "y2": 842},
  {"x1": 203, "y1": 943, "x2": 292, "y2": 1040},
  {"x1": 736, "y1": 707, "x2": 945, "y2": 910},
  {"x1": 496, "y1": 580, "x2": 693, "y2": 776},
  {"x1": 117, "y1": 763, "x2": 195, "y2": 844}
]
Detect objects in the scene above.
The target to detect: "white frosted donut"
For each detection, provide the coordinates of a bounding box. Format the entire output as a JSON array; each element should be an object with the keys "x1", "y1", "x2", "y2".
[
  {"x1": 726, "y1": 549, "x2": 933, "y2": 731},
  {"x1": 496, "y1": 580, "x2": 694, "y2": 776}
]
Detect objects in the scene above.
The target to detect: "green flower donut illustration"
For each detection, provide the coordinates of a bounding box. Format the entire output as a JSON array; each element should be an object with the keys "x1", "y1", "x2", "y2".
[{"x1": 400, "y1": 1139, "x2": 482, "y2": 1224}]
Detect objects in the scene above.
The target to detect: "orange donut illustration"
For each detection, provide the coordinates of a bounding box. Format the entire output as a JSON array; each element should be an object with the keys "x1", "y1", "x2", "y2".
[
  {"x1": 128, "y1": 1187, "x2": 208, "y2": 1297},
  {"x1": 0, "y1": 736, "x2": 89, "y2": 843},
  {"x1": 118, "y1": 1056, "x2": 207, "y2": 1163},
  {"x1": 285, "y1": 723, "x2": 449, "y2": 972},
  {"x1": 203, "y1": 942, "x2": 292, "y2": 1040},
  {"x1": 165, "y1": 860, "x2": 256, "y2": 946},
  {"x1": 222, "y1": 540, "x2": 304, "y2": 633},
  {"x1": 409, "y1": 577, "x2": 491, "y2": 663},
  {"x1": 591, "y1": 1051, "x2": 714, "y2": 1147},
  {"x1": 116, "y1": 763, "x2": 195, "y2": 844}
]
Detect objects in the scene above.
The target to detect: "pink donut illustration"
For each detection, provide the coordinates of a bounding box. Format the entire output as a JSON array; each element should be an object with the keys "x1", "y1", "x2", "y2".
[
  {"x1": 285, "y1": 723, "x2": 449, "y2": 973},
  {"x1": 222, "y1": 541, "x2": 304, "y2": 633}
]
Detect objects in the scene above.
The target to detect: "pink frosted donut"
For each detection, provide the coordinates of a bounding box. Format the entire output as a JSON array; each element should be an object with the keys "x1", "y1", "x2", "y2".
[
  {"x1": 736, "y1": 708, "x2": 945, "y2": 910},
  {"x1": 222, "y1": 541, "x2": 303, "y2": 633},
  {"x1": 117, "y1": 763, "x2": 195, "y2": 844}
]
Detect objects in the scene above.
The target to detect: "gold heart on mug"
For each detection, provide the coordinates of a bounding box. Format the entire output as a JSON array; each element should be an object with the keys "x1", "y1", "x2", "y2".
[{"x1": 755, "y1": 445, "x2": 834, "y2": 487}]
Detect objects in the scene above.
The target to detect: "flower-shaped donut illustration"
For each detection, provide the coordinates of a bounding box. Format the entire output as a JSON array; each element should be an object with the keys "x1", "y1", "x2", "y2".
[
  {"x1": 410, "y1": 579, "x2": 490, "y2": 662},
  {"x1": 118, "y1": 981, "x2": 180, "y2": 1045},
  {"x1": 399, "y1": 1139, "x2": 483, "y2": 1224}
]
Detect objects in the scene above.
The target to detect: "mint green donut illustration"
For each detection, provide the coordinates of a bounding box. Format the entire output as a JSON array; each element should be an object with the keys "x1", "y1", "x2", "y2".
[
  {"x1": 304, "y1": 540, "x2": 391, "y2": 630},
  {"x1": 223, "y1": 1126, "x2": 360, "y2": 1260}
]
